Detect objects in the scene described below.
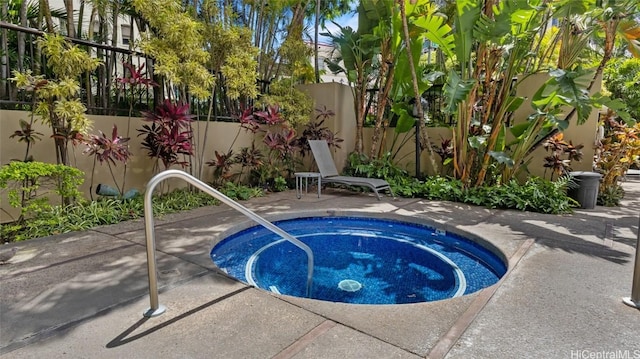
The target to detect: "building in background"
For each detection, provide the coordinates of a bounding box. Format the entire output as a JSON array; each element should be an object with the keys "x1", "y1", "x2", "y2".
[
  {"x1": 310, "y1": 42, "x2": 348, "y2": 84},
  {"x1": 48, "y1": 0, "x2": 140, "y2": 50}
]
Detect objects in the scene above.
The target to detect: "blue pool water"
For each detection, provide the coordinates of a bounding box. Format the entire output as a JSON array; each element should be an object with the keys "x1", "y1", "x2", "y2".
[{"x1": 210, "y1": 217, "x2": 507, "y2": 305}]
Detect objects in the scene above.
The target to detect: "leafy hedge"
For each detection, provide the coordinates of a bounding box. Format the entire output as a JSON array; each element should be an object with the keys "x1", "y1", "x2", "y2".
[
  {"x1": 2, "y1": 156, "x2": 581, "y2": 242},
  {"x1": 384, "y1": 175, "x2": 578, "y2": 214},
  {"x1": 1, "y1": 185, "x2": 263, "y2": 242},
  {"x1": 345, "y1": 153, "x2": 578, "y2": 214},
  {"x1": 0, "y1": 161, "x2": 84, "y2": 219}
]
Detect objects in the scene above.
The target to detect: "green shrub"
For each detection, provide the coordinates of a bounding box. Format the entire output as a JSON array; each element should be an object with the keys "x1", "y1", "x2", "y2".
[
  {"x1": 597, "y1": 184, "x2": 624, "y2": 207},
  {"x1": 1, "y1": 184, "x2": 264, "y2": 242},
  {"x1": 220, "y1": 182, "x2": 264, "y2": 200},
  {"x1": 344, "y1": 152, "x2": 409, "y2": 182},
  {"x1": 459, "y1": 176, "x2": 577, "y2": 213},
  {"x1": 604, "y1": 58, "x2": 640, "y2": 121},
  {"x1": 1, "y1": 198, "x2": 143, "y2": 241},
  {"x1": 0, "y1": 161, "x2": 84, "y2": 220},
  {"x1": 341, "y1": 152, "x2": 575, "y2": 213},
  {"x1": 388, "y1": 176, "x2": 424, "y2": 198},
  {"x1": 417, "y1": 175, "x2": 577, "y2": 214},
  {"x1": 272, "y1": 176, "x2": 289, "y2": 192},
  {"x1": 420, "y1": 177, "x2": 464, "y2": 201}
]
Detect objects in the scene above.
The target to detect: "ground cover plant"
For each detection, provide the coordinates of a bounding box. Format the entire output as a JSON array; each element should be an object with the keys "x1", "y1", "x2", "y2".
[
  {"x1": 0, "y1": 183, "x2": 264, "y2": 242},
  {"x1": 1, "y1": 165, "x2": 577, "y2": 242},
  {"x1": 345, "y1": 153, "x2": 578, "y2": 214}
]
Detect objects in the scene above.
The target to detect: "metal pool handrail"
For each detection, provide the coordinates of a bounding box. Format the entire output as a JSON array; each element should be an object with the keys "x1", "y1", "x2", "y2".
[{"x1": 142, "y1": 169, "x2": 314, "y2": 317}]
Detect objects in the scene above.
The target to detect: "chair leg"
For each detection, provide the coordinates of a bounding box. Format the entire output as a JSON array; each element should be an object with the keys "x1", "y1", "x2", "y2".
[
  {"x1": 371, "y1": 186, "x2": 394, "y2": 200},
  {"x1": 373, "y1": 188, "x2": 382, "y2": 200},
  {"x1": 388, "y1": 187, "x2": 395, "y2": 199}
]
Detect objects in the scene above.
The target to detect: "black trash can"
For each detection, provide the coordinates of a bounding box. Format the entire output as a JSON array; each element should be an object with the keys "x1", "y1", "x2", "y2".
[{"x1": 568, "y1": 171, "x2": 602, "y2": 209}]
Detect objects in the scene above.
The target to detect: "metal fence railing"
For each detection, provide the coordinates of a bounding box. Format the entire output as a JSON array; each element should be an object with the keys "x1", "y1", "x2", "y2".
[
  {"x1": 365, "y1": 83, "x2": 453, "y2": 128},
  {"x1": 1, "y1": 21, "x2": 158, "y2": 116},
  {"x1": 0, "y1": 22, "x2": 266, "y2": 121}
]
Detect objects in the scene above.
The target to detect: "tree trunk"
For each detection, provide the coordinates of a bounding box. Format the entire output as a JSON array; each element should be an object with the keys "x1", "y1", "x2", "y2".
[
  {"x1": 0, "y1": 1, "x2": 8, "y2": 99},
  {"x1": 314, "y1": 0, "x2": 321, "y2": 83},
  {"x1": 471, "y1": 1, "x2": 500, "y2": 187},
  {"x1": 398, "y1": 0, "x2": 438, "y2": 176},
  {"x1": 40, "y1": 0, "x2": 55, "y2": 32},
  {"x1": 85, "y1": 7, "x2": 99, "y2": 112},
  {"x1": 369, "y1": 60, "x2": 395, "y2": 159},
  {"x1": 88, "y1": 7, "x2": 97, "y2": 41},
  {"x1": 18, "y1": 0, "x2": 28, "y2": 72},
  {"x1": 110, "y1": 1, "x2": 120, "y2": 92},
  {"x1": 98, "y1": 19, "x2": 108, "y2": 110},
  {"x1": 63, "y1": 0, "x2": 76, "y2": 37},
  {"x1": 198, "y1": 85, "x2": 217, "y2": 180},
  {"x1": 254, "y1": 0, "x2": 265, "y2": 72},
  {"x1": 353, "y1": 78, "x2": 367, "y2": 155},
  {"x1": 289, "y1": 2, "x2": 308, "y2": 32},
  {"x1": 128, "y1": 15, "x2": 134, "y2": 51},
  {"x1": 77, "y1": 1, "x2": 85, "y2": 39}
]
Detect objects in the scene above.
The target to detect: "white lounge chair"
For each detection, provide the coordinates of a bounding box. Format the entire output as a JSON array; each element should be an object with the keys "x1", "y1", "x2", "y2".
[{"x1": 308, "y1": 140, "x2": 394, "y2": 200}]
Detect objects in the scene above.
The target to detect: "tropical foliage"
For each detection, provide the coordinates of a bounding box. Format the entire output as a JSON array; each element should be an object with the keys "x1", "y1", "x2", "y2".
[
  {"x1": 0, "y1": 161, "x2": 84, "y2": 222},
  {"x1": 344, "y1": 153, "x2": 577, "y2": 214},
  {"x1": 0, "y1": 184, "x2": 263, "y2": 242},
  {"x1": 11, "y1": 33, "x2": 102, "y2": 167},
  {"x1": 84, "y1": 125, "x2": 132, "y2": 197},
  {"x1": 324, "y1": 21, "x2": 377, "y2": 155},
  {"x1": 594, "y1": 110, "x2": 640, "y2": 206},
  {"x1": 324, "y1": 0, "x2": 639, "y2": 191},
  {"x1": 9, "y1": 119, "x2": 43, "y2": 162},
  {"x1": 4, "y1": 0, "x2": 640, "y2": 243},
  {"x1": 604, "y1": 58, "x2": 640, "y2": 122},
  {"x1": 132, "y1": 0, "x2": 214, "y2": 101},
  {"x1": 542, "y1": 133, "x2": 583, "y2": 180},
  {"x1": 207, "y1": 105, "x2": 342, "y2": 191},
  {"x1": 139, "y1": 100, "x2": 195, "y2": 171}
]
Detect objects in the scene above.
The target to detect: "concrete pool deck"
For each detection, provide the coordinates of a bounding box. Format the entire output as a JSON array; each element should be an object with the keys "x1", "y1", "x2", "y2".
[{"x1": 1, "y1": 179, "x2": 639, "y2": 358}]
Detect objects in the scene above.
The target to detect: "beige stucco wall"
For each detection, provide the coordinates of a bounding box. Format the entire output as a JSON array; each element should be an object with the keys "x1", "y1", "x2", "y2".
[
  {"x1": 0, "y1": 80, "x2": 431, "y2": 223},
  {"x1": 298, "y1": 83, "x2": 357, "y2": 171},
  {"x1": 0, "y1": 110, "x2": 254, "y2": 222},
  {"x1": 299, "y1": 83, "x2": 450, "y2": 176},
  {"x1": 1, "y1": 78, "x2": 600, "y2": 222},
  {"x1": 359, "y1": 127, "x2": 452, "y2": 176},
  {"x1": 512, "y1": 72, "x2": 601, "y2": 179},
  {"x1": 301, "y1": 79, "x2": 602, "y2": 178}
]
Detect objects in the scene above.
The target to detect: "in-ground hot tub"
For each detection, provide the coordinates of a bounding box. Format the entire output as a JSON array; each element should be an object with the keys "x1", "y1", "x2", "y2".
[{"x1": 211, "y1": 216, "x2": 507, "y2": 305}]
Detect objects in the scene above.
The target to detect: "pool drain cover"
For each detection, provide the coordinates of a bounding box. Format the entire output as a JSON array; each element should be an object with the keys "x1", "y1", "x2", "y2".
[{"x1": 338, "y1": 279, "x2": 362, "y2": 292}]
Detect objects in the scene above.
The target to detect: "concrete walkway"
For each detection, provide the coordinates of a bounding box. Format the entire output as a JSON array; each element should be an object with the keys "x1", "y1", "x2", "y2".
[{"x1": 1, "y1": 179, "x2": 638, "y2": 359}]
